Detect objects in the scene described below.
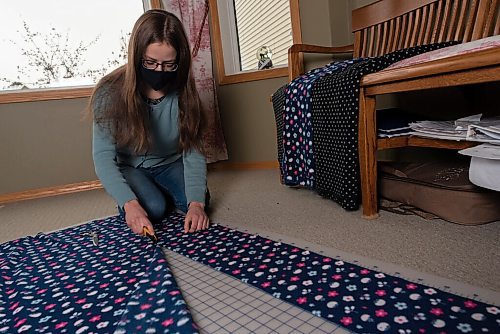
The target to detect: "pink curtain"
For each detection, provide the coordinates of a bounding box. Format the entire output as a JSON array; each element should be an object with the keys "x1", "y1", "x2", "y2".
[{"x1": 162, "y1": 0, "x2": 228, "y2": 163}]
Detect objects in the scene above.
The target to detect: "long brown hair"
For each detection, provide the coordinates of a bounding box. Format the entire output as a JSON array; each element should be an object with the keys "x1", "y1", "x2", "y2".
[{"x1": 88, "y1": 9, "x2": 205, "y2": 154}]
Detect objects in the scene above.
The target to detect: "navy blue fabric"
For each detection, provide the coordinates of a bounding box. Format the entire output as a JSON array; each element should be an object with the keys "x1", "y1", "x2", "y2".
[
  {"x1": 0, "y1": 216, "x2": 198, "y2": 334},
  {"x1": 157, "y1": 213, "x2": 500, "y2": 334},
  {"x1": 281, "y1": 59, "x2": 364, "y2": 188}
]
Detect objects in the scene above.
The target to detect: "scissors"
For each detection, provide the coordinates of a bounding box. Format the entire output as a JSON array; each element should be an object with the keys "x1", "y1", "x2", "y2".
[
  {"x1": 142, "y1": 226, "x2": 158, "y2": 245},
  {"x1": 80, "y1": 231, "x2": 99, "y2": 246}
]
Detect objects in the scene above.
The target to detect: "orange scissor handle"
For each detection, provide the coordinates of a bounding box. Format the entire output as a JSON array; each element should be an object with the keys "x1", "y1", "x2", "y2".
[{"x1": 142, "y1": 226, "x2": 158, "y2": 244}]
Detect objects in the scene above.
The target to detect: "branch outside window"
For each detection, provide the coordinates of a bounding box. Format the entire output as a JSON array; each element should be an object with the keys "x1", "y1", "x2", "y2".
[{"x1": 0, "y1": 0, "x2": 161, "y2": 105}]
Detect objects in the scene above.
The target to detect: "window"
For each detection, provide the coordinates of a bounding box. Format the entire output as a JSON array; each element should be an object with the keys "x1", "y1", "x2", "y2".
[
  {"x1": 209, "y1": 0, "x2": 301, "y2": 85},
  {"x1": 0, "y1": 0, "x2": 153, "y2": 103}
]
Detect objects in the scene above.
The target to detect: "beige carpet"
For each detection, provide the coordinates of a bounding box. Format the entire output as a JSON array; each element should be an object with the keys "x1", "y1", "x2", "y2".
[{"x1": 1, "y1": 168, "x2": 499, "y2": 293}]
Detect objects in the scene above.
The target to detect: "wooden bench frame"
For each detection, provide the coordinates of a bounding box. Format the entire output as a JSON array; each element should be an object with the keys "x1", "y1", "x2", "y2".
[{"x1": 287, "y1": 0, "x2": 500, "y2": 218}]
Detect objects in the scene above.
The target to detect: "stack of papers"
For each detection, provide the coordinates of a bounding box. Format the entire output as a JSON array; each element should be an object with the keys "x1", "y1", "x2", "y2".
[
  {"x1": 409, "y1": 120, "x2": 467, "y2": 141},
  {"x1": 410, "y1": 114, "x2": 500, "y2": 144},
  {"x1": 467, "y1": 124, "x2": 500, "y2": 143}
]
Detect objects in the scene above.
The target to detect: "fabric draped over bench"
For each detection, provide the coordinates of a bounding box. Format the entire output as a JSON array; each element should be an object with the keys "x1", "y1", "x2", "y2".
[{"x1": 272, "y1": 42, "x2": 458, "y2": 210}]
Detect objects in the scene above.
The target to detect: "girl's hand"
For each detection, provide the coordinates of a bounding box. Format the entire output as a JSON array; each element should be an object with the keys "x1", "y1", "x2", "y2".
[
  {"x1": 184, "y1": 202, "x2": 209, "y2": 233},
  {"x1": 124, "y1": 199, "x2": 155, "y2": 235}
]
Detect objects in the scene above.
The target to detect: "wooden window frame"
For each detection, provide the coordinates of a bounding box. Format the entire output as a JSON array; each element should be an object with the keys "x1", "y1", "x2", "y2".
[
  {"x1": 209, "y1": 0, "x2": 302, "y2": 85},
  {"x1": 0, "y1": 0, "x2": 162, "y2": 105}
]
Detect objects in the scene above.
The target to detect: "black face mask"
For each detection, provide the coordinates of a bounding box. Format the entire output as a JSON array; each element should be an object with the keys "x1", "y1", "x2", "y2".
[{"x1": 140, "y1": 67, "x2": 176, "y2": 91}]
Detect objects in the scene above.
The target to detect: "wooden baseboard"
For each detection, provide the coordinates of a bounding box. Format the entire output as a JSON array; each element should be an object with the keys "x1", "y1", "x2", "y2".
[
  {"x1": 0, "y1": 161, "x2": 279, "y2": 204},
  {"x1": 0, "y1": 180, "x2": 103, "y2": 205}
]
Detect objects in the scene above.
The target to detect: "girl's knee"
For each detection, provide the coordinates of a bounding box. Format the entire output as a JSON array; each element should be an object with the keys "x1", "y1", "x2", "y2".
[{"x1": 144, "y1": 199, "x2": 167, "y2": 222}]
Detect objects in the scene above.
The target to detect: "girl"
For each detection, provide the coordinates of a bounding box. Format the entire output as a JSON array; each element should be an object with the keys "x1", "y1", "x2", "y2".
[{"x1": 90, "y1": 10, "x2": 209, "y2": 236}]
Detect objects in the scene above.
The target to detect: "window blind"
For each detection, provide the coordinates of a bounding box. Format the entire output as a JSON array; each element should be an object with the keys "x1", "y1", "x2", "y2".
[{"x1": 234, "y1": 0, "x2": 293, "y2": 71}]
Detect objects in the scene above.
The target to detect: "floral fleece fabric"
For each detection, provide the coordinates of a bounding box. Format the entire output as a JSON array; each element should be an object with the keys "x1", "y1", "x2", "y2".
[
  {"x1": 0, "y1": 216, "x2": 198, "y2": 334},
  {"x1": 1, "y1": 213, "x2": 499, "y2": 333}
]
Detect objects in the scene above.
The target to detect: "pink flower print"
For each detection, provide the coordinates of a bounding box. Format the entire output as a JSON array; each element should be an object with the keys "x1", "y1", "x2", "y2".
[
  {"x1": 375, "y1": 290, "x2": 386, "y2": 296},
  {"x1": 99, "y1": 283, "x2": 109, "y2": 288},
  {"x1": 332, "y1": 274, "x2": 342, "y2": 280},
  {"x1": 406, "y1": 283, "x2": 418, "y2": 290},
  {"x1": 14, "y1": 318, "x2": 27, "y2": 328},
  {"x1": 328, "y1": 291, "x2": 339, "y2": 297},
  {"x1": 258, "y1": 264, "x2": 267, "y2": 269},
  {"x1": 8, "y1": 301, "x2": 19, "y2": 310},
  {"x1": 114, "y1": 297, "x2": 126, "y2": 304},
  {"x1": 55, "y1": 322, "x2": 68, "y2": 329},
  {"x1": 360, "y1": 269, "x2": 370, "y2": 274},
  {"x1": 290, "y1": 276, "x2": 300, "y2": 282},
  {"x1": 140, "y1": 304, "x2": 152, "y2": 311},
  {"x1": 151, "y1": 280, "x2": 160, "y2": 286},
  {"x1": 430, "y1": 308, "x2": 444, "y2": 316},
  {"x1": 322, "y1": 257, "x2": 332, "y2": 263},
  {"x1": 375, "y1": 309, "x2": 388, "y2": 317},
  {"x1": 162, "y1": 318, "x2": 175, "y2": 327},
  {"x1": 464, "y1": 300, "x2": 478, "y2": 308},
  {"x1": 297, "y1": 297, "x2": 307, "y2": 304},
  {"x1": 89, "y1": 315, "x2": 101, "y2": 322},
  {"x1": 169, "y1": 290, "x2": 181, "y2": 296},
  {"x1": 232, "y1": 270, "x2": 241, "y2": 275},
  {"x1": 44, "y1": 304, "x2": 56, "y2": 310},
  {"x1": 127, "y1": 278, "x2": 137, "y2": 284},
  {"x1": 261, "y1": 282, "x2": 271, "y2": 288},
  {"x1": 340, "y1": 317, "x2": 353, "y2": 326},
  {"x1": 208, "y1": 259, "x2": 216, "y2": 263},
  {"x1": 297, "y1": 262, "x2": 305, "y2": 267}
]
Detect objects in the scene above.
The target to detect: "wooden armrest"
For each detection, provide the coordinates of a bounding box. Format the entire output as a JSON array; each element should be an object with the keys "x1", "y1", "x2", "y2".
[
  {"x1": 288, "y1": 44, "x2": 354, "y2": 81},
  {"x1": 361, "y1": 47, "x2": 500, "y2": 87}
]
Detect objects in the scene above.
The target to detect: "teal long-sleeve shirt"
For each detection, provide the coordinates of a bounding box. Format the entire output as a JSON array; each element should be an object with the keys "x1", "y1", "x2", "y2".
[{"x1": 92, "y1": 90, "x2": 207, "y2": 208}]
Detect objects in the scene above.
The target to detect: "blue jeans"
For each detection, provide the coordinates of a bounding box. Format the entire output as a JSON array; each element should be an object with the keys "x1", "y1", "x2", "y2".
[{"x1": 119, "y1": 158, "x2": 188, "y2": 223}]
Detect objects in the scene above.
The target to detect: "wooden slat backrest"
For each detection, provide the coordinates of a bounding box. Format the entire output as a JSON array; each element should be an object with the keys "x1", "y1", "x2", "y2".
[{"x1": 352, "y1": 0, "x2": 500, "y2": 58}]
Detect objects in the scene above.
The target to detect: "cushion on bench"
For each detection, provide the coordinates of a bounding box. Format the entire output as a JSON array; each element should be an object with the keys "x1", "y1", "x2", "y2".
[{"x1": 386, "y1": 35, "x2": 500, "y2": 70}]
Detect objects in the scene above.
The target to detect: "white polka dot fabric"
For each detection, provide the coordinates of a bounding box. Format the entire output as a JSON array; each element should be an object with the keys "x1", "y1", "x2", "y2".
[{"x1": 273, "y1": 42, "x2": 458, "y2": 210}]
